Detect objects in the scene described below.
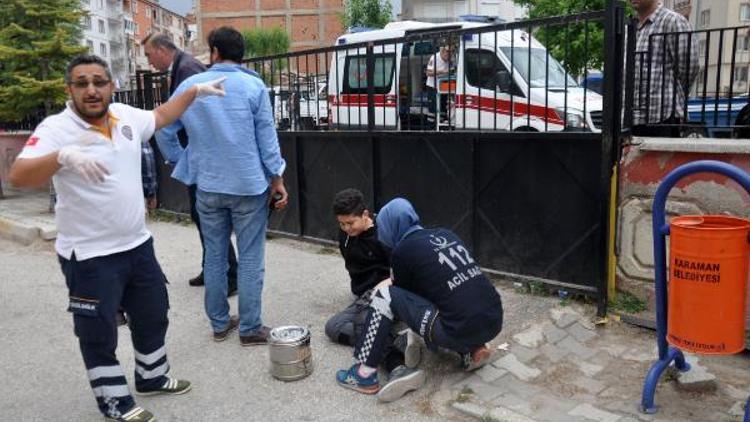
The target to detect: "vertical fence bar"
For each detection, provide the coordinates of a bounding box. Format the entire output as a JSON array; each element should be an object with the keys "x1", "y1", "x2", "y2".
[
  {"x1": 684, "y1": 31, "x2": 693, "y2": 129},
  {"x1": 545, "y1": 25, "x2": 550, "y2": 131},
  {"x1": 494, "y1": 29, "x2": 498, "y2": 131},
  {"x1": 366, "y1": 42, "x2": 375, "y2": 132},
  {"x1": 624, "y1": 19, "x2": 637, "y2": 130},
  {"x1": 583, "y1": 20, "x2": 589, "y2": 131},
  {"x1": 510, "y1": 28, "x2": 515, "y2": 130},
  {"x1": 728, "y1": 28, "x2": 738, "y2": 127},
  {"x1": 700, "y1": 31, "x2": 710, "y2": 123},
  {"x1": 527, "y1": 24, "x2": 532, "y2": 129},
  {"x1": 598, "y1": 0, "x2": 626, "y2": 317},
  {"x1": 478, "y1": 31, "x2": 483, "y2": 131},
  {"x1": 564, "y1": 23, "x2": 569, "y2": 127},
  {"x1": 714, "y1": 30, "x2": 725, "y2": 127}
]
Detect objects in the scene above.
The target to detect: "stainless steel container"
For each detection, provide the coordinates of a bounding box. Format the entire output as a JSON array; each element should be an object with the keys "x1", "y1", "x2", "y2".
[{"x1": 268, "y1": 325, "x2": 313, "y2": 381}]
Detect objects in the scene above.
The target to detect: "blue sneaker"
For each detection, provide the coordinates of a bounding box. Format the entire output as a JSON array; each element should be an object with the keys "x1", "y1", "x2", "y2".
[{"x1": 336, "y1": 364, "x2": 380, "y2": 394}]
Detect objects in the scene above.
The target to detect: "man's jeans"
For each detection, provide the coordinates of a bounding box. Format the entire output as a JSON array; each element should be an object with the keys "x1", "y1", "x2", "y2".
[{"x1": 196, "y1": 189, "x2": 269, "y2": 336}]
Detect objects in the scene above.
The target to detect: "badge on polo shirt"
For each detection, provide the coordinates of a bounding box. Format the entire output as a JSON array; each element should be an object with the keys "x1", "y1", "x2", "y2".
[
  {"x1": 25, "y1": 136, "x2": 39, "y2": 146},
  {"x1": 121, "y1": 125, "x2": 133, "y2": 141}
]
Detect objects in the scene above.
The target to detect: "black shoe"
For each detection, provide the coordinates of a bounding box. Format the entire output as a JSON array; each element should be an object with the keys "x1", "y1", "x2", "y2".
[
  {"x1": 188, "y1": 272, "x2": 204, "y2": 286},
  {"x1": 213, "y1": 315, "x2": 240, "y2": 342},
  {"x1": 240, "y1": 326, "x2": 271, "y2": 346},
  {"x1": 228, "y1": 279, "x2": 238, "y2": 297}
]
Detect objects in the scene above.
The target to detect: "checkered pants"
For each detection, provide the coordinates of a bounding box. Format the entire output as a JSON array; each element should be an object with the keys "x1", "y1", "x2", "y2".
[{"x1": 353, "y1": 286, "x2": 395, "y2": 367}]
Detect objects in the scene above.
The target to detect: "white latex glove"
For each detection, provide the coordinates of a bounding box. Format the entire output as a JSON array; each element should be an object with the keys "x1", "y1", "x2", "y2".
[
  {"x1": 57, "y1": 145, "x2": 110, "y2": 183},
  {"x1": 195, "y1": 76, "x2": 227, "y2": 97}
]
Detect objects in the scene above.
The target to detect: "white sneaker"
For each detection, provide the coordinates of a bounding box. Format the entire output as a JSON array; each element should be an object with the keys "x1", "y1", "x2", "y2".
[
  {"x1": 377, "y1": 365, "x2": 426, "y2": 403},
  {"x1": 395, "y1": 329, "x2": 422, "y2": 368}
]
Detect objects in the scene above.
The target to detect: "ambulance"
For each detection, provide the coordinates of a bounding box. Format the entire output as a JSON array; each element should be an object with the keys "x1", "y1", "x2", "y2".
[{"x1": 327, "y1": 19, "x2": 603, "y2": 132}]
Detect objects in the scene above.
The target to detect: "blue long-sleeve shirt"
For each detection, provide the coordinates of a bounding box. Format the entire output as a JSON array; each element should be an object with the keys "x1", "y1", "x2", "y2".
[{"x1": 155, "y1": 63, "x2": 285, "y2": 196}]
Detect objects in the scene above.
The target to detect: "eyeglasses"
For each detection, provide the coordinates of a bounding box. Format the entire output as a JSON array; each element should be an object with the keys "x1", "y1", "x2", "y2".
[{"x1": 70, "y1": 79, "x2": 111, "y2": 89}]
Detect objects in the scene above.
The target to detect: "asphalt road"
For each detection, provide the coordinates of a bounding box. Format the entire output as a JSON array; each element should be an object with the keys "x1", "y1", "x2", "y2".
[{"x1": 0, "y1": 221, "x2": 471, "y2": 421}]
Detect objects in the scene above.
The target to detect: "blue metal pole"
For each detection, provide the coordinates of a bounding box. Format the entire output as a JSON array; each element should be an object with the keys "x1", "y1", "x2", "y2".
[{"x1": 641, "y1": 160, "x2": 750, "y2": 416}]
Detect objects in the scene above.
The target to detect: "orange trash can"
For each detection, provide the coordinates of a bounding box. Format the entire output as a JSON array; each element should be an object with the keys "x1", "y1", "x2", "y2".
[{"x1": 667, "y1": 215, "x2": 750, "y2": 355}]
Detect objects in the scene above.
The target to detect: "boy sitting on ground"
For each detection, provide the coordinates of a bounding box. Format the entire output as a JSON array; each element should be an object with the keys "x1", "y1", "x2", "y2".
[
  {"x1": 325, "y1": 189, "x2": 423, "y2": 402},
  {"x1": 336, "y1": 197, "x2": 504, "y2": 400}
]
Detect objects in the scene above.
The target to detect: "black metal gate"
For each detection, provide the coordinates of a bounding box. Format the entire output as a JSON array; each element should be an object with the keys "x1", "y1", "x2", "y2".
[
  {"x1": 144, "y1": 2, "x2": 627, "y2": 315},
  {"x1": 270, "y1": 130, "x2": 607, "y2": 302}
]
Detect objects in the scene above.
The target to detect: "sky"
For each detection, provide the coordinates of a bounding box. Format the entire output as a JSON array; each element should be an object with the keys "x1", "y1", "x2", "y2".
[{"x1": 158, "y1": 0, "x2": 194, "y2": 16}]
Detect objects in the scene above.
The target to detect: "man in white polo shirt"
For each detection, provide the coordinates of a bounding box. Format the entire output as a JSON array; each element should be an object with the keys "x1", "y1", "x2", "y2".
[{"x1": 9, "y1": 54, "x2": 226, "y2": 422}]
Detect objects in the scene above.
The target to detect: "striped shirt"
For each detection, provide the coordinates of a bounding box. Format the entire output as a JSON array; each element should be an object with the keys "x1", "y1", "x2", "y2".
[{"x1": 633, "y1": 6, "x2": 699, "y2": 125}]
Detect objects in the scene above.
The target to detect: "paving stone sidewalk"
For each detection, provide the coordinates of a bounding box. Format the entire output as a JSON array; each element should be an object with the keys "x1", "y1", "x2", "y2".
[
  {"x1": 444, "y1": 302, "x2": 750, "y2": 422},
  {"x1": 2, "y1": 185, "x2": 749, "y2": 421}
]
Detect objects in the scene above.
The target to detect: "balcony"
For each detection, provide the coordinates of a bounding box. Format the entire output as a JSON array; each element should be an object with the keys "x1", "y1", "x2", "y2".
[{"x1": 109, "y1": 35, "x2": 124, "y2": 45}]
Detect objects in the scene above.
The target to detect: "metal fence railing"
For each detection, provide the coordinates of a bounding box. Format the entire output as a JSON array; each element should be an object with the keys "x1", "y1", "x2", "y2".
[
  {"x1": 241, "y1": 12, "x2": 607, "y2": 133},
  {"x1": 626, "y1": 24, "x2": 750, "y2": 138}
]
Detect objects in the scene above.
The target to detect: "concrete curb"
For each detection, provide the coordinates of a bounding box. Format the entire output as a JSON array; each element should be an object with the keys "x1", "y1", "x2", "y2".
[
  {"x1": 0, "y1": 215, "x2": 56, "y2": 245},
  {"x1": 0, "y1": 215, "x2": 40, "y2": 245}
]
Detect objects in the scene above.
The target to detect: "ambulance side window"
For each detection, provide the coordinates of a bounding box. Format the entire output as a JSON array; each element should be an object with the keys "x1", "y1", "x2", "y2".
[
  {"x1": 464, "y1": 49, "x2": 521, "y2": 96},
  {"x1": 343, "y1": 54, "x2": 396, "y2": 94}
]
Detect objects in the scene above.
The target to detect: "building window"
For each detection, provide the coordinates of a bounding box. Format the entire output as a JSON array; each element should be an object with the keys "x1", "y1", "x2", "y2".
[
  {"x1": 700, "y1": 10, "x2": 710, "y2": 28},
  {"x1": 698, "y1": 39, "x2": 706, "y2": 57},
  {"x1": 82, "y1": 16, "x2": 91, "y2": 30},
  {"x1": 736, "y1": 67, "x2": 748, "y2": 83},
  {"x1": 97, "y1": 0, "x2": 103, "y2": 8},
  {"x1": 741, "y1": 4, "x2": 750, "y2": 21},
  {"x1": 131, "y1": 0, "x2": 137, "y2": 13},
  {"x1": 98, "y1": 19, "x2": 105, "y2": 34},
  {"x1": 86, "y1": 40, "x2": 93, "y2": 53},
  {"x1": 100, "y1": 42, "x2": 107, "y2": 57},
  {"x1": 740, "y1": 36, "x2": 750, "y2": 52},
  {"x1": 145, "y1": 6, "x2": 151, "y2": 19}
]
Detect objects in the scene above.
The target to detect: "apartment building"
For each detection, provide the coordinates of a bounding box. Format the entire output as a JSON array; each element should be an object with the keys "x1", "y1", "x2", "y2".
[
  {"x1": 400, "y1": 0, "x2": 527, "y2": 23},
  {"x1": 196, "y1": 0, "x2": 346, "y2": 54},
  {"x1": 80, "y1": 0, "x2": 131, "y2": 88},
  {"x1": 687, "y1": 0, "x2": 750, "y2": 96},
  {"x1": 129, "y1": 0, "x2": 190, "y2": 72},
  {"x1": 80, "y1": 0, "x2": 189, "y2": 87}
]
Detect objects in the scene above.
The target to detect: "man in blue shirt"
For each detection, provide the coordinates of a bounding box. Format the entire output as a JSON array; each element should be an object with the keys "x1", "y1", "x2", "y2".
[{"x1": 156, "y1": 26, "x2": 288, "y2": 346}]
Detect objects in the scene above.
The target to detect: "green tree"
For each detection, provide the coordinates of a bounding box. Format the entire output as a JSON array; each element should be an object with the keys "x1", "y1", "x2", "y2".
[
  {"x1": 513, "y1": 0, "x2": 606, "y2": 78},
  {"x1": 0, "y1": 0, "x2": 87, "y2": 122},
  {"x1": 242, "y1": 27, "x2": 290, "y2": 59},
  {"x1": 242, "y1": 27, "x2": 290, "y2": 84},
  {"x1": 341, "y1": 0, "x2": 392, "y2": 30}
]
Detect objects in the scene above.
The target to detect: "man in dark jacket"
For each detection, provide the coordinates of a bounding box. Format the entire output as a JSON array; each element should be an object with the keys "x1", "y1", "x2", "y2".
[
  {"x1": 336, "y1": 197, "x2": 503, "y2": 400},
  {"x1": 143, "y1": 33, "x2": 238, "y2": 295}
]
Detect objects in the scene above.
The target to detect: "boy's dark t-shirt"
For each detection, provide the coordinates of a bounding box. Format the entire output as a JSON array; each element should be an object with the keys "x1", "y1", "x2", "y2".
[
  {"x1": 338, "y1": 225, "x2": 391, "y2": 296},
  {"x1": 391, "y1": 228, "x2": 502, "y2": 340}
]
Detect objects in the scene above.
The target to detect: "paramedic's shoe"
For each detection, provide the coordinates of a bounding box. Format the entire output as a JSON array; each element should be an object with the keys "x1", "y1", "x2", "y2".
[
  {"x1": 104, "y1": 406, "x2": 156, "y2": 422},
  {"x1": 377, "y1": 365, "x2": 425, "y2": 403},
  {"x1": 336, "y1": 364, "x2": 380, "y2": 394},
  {"x1": 394, "y1": 329, "x2": 422, "y2": 368},
  {"x1": 135, "y1": 377, "x2": 192, "y2": 396},
  {"x1": 461, "y1": 345, "x2": 491, "y2": 371}
]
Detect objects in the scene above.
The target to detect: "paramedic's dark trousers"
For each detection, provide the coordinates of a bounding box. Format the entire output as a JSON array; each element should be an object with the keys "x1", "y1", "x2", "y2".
[
  {"x1": 354, "y1": 286, "x2": 490, "y2": 368},
  {"x1": 58, "y1": 238, "x2": 170, "y2": 418}
]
